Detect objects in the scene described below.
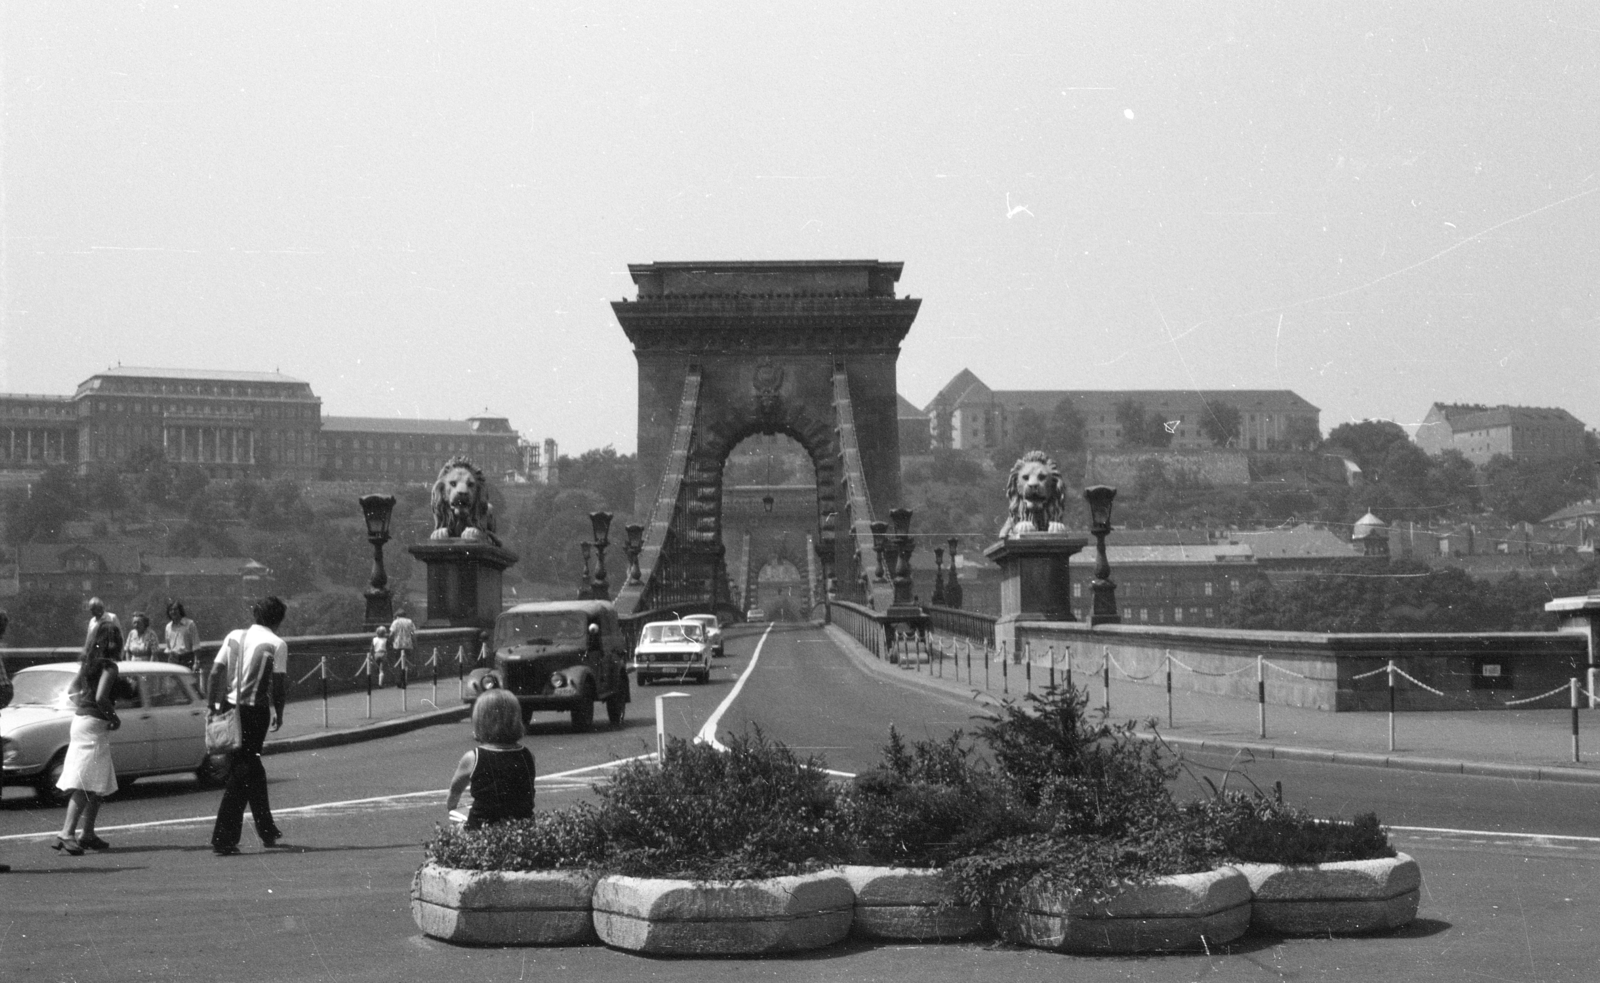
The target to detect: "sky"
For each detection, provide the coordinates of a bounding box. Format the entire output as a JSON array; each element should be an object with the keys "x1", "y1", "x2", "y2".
[{"x1": 2, "y1": 2, "x2": 1597, "y2": 454}]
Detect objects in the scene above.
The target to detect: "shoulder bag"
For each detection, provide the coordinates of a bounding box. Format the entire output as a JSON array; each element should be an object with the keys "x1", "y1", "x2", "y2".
[{"x1": 205, "y1": 631, "x2": 247, "y2": 757}]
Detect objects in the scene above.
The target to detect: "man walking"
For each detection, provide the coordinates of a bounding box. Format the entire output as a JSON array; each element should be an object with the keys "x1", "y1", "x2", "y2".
[
  {"x1": 388, "y1": 606, "x2": 417, "y2": 687},
  {"x1": 208, "y1": 596, "x2": 288, "y2": 856}
]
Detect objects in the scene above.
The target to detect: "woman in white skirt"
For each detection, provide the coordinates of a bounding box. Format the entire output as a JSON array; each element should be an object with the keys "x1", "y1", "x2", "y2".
[{"x1": 53, "y1": 621, "x2": 124, "y2": 855}]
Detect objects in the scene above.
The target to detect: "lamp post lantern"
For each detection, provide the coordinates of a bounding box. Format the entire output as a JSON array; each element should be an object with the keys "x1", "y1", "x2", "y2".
[
  {"x1": 889, "y1": 507, "x2": 915, "y2": 608},
  {"x1": 589, "y1": 511, "x2": 614, "y2": 600},
  {"x1": 1084, "y1": 485, "x2": 1121, "y2": 625},
  {"x1": 359, "y1": 493, "x2": 397, "y2": 631},
  {"x1": 623, "y1": 522, "x2": 645, "y2": 585},
  {"x1": 870, "y1": 520, "x2": 889, "y2": 582}
]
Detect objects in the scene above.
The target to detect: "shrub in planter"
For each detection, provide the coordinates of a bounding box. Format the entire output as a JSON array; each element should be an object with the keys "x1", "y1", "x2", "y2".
[
  {"x1": 1198, "y1": 789, "x2": 1419, "y2": 935},
  {"x1": 586, "y1": 730, "x2": 856, "y2": 954},
  {"x1": 414, "y1": 809, "x2": 610, "y2": 945}
]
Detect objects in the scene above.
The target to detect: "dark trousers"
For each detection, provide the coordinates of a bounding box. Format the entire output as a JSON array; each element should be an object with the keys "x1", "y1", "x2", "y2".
[{"x1": 211, "y1": 704, "x2": 279, "y2": 848}]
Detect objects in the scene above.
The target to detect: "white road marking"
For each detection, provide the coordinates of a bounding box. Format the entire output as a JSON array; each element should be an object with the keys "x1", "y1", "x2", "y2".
[
  {"x1": 697, "y1": 623, "x2": 772, "y2": 750},
  {"x1": 1388, "y1": 825, "x2": 1600, "y2": 846}
]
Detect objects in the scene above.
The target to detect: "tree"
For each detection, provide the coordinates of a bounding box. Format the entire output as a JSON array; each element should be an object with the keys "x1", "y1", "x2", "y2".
[
  {"x1": 557, "y1": 446, "x2": 637, "y2": 513},
  {"x1": 7, "y1": 466, "x2": 78, "y2": 544},
  {"x1": 1114, "y1": 399, "x2": 1172, "y2": 449},
  {"x1": 1283, "y1": 416, "x2": 1322, "y2": 451},
  {"x1": 1481, "y1": 453, "x2": 1597, "y2": 524},
  {"x1": 282, "y1": 590, "x2": 364, "y2": 636},
  {"x1": 4, "y1": 586, "x2": 85, "y2": 647},
  {"x1": 1047, "y1": 398, "x2": 1086, "y2": 455},
  {"x1": 1198, "y1": 402, "x2": 1242, "y2": 448},
  {"x1": 258, "y1": 540, "x2": 317, "y2": 596},
  {"x1": 510, "y1": 487, "x2": 610, "y2": 585},
  {"x1": 80, "y1": 463, "x2": 127, "y2": 513},
  {"x1": 1324, "y1": 420, "x2": 1409, "y2": 476}
]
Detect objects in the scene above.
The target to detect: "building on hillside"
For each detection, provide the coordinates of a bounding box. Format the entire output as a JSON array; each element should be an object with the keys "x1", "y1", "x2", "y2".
[
  {"x1": 317, "y1": 416, "x2": 521, "y2": 483},
  {"x1": 1224, "y1": 524, "x2": 1363, "y2": 581},
  {"x1": 1413, "y1": 402, "x2": 1587, "y2": 464},
  {"x1": 517, "y1": 438, "x2": 560, "y2": 484},
  {"x1": 1068, "y1": 543, "x2": 1259, "y2": 626},
  {"x1": 897, "y1": 395, "x2": 931, "y2": 454},
  {"x1": 0, "y1": 366, "x2": 543, "y2": 483},
  {"x1": 1351, "y1": 511, "x2": 1389, "y2": 557},
  {"x1": 1540, "y1": 499, "x2": 1600, "y2": 553},
  {"x1": 17, "y1": 541, "x2": 143, "y2": 615},
  {"x1": 919, "y1": 370, "x2": 1320, "y2": 454},
  {"x1": 142, "y1": 555, "x2": 271, "y2": 613}
]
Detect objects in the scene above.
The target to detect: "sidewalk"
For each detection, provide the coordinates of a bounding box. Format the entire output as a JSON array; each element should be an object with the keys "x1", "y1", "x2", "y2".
[
  {"x1": 824, "y1": 624, "x2": 1600, "y2": 785},
  {"x1": 263, "y1": 678, "x2": 470, "y2": 755}
]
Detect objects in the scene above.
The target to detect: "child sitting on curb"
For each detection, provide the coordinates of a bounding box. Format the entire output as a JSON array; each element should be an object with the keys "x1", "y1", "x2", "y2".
[{"x1": 445, "y1": 689, "x2": 535, "y2": 830}]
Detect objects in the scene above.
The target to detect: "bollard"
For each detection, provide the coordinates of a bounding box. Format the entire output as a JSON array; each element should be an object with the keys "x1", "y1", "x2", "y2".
[
  {"x1": 1001, "y1": 641, "x2": 1008, "y2": 694},
  {"x1": 1103, "y1": 646, "x2": 1111, "y2": 717},
  {"x1": 431, "y1": 646, "x2": 439, "y2": 709},
  {"x1": 320, "y1": 656, "x2": 329, "y2": 729},
  {"x1": 1025, "y1": 642, "x2": 1032, "y2": 695},
  {"x1": 655, "y1": 691, "x2": 691, "y2": 762},
  {"x1": 365, "y1": 653, "x2": 374, "y2": 720},
  {"x1": 1573, "y1": 677, "x2": 1582, "y2": 764},
  {"x1": 456, "y1": 645, "x2": 466, "y2": 702},
  {"x1": 1257, "y1": 654, "x2": 1266, "y2": 740},
  {"x1": 1387, "y1": 659, "x2": 1396, "y2": 752},
  {"x1": 1065, "y1": 644, "x2": 1072, "y2": 692},
  {"x1": 985, "y1": 640, "x2": 991, "y2": 691},
  {"x1": 399, "y1": 653, "x2": 409, "y2": 712},
  {"x1": 966, "y1": 639, "x2": 972, "y2": 684},
  {"x1": 1165, "y1": 649, "x2": 1173, "y2": 729},
  {"x1": 1048, "y1": 644, "x2": 1056, "y2": 690}
]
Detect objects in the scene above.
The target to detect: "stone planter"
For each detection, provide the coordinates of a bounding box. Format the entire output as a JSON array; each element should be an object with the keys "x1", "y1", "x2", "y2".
[
  {"x1": 992, "y1": 866, "x2": 1252, "y2": 954},
  {"x1": 592, "y1": 870, "x2": 854, "y2": 955},
  {"x1": 1233, "y1": 853, "x2": 1420, "y2": 936},
  {"x1": 840, "y1": 865, "x2": 988, "y2": 942},
  {"x1": 410, "y1": 863, "x2": 599, "y2": 946}
]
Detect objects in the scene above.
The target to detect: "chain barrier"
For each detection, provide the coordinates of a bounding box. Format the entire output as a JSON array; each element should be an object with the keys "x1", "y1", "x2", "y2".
[
  {"x1": 1351, "y1": 665, "x2": 1389, "y2": 681},
  {"x1": 1262, "y1": 660, "x2": 1311, "y2": 679},
  {"x1": 1502, "y1": 683, "x2": 1575, "y2": 707},
  {"x1": 1388, "y1": 665, "x2": 1446, "y2": 697},
  {"x1": 1107, "y1": 653, "x2": 1160, "y2": 682}
]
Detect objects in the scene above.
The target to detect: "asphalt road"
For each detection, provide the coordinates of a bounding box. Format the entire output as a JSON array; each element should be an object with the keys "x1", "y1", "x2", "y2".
[{"x1": 3, "y1": 621, "x2": 1599, "y2": 982}]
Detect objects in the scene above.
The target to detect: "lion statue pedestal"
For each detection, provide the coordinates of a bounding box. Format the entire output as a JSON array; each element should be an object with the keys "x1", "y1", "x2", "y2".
[
  {"x1": 407, "y1": 457, "x2": 520, "y2": 632},
  {"x1": 986, "y1": 450, "x2": 1087, "y2": 658}
]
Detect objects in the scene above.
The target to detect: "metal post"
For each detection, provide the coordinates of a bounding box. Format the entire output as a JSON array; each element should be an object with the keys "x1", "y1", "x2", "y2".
[
  {"x1": 1257, "y1": 654, "x2": 1266, "y2": 739},
  {"x1": 365, "y1": 653, "x2": 374, "y2": 720},
  {"x1": 1048, "y1": 643, "x2": 1056, "y2": 690},
  {"x1": 1025, "y1": 642, "x2": 1032, "y2": 695},
  {"x1": 1387, "y1": 659, "x2": 1396, "y2": 752},
  {"x1": 431, "y1": 646, "x2": 439, "y2": 709},
  {"x1": 1165, "y1": 649, "x2": 1173, "y2": 729},
  {"x1": 1103, "y1": 646, "x2": 1111, "y2": 717},
  {"x1": 1065, "y1": 644, "x2": 1072, "y2": 691},
  {"x1": 456, "y1": 645, "x2": 466, "y2": 702},
  {"x1": 400, "y1": 653, "x2": 408, "y2": 713},
  {"x1": 320, "y1": 657, "x2": 329, "y2": 729},
  {"x1": 985, "y1": 640, "x2": 991, "y2": 690},
  {"x1": 966, "y1": 639, "x2": 972, "y2": 684},
  {"x1": 1573, "y1": 677, "x2": 1581, "y2": 764},
  {"x1": 1001, "y1": 641, "x2": 1008, "y2": 693}
]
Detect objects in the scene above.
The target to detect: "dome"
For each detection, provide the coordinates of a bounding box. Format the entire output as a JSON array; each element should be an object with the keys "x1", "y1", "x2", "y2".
[{"x1": 1351, "y1": 511, "x2": 1388, "y2": 540}]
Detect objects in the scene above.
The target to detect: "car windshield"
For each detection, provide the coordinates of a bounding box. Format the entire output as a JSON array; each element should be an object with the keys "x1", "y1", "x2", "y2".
[
  {"x1": 643, "y1": 623, "x2": 697, "y2": 645},
  {"x1": 11, "y1": 669, "x2": 76, "y2": 707},
  {"x1": 495, "y1": 612, "x2": 588, "y2": 649}
]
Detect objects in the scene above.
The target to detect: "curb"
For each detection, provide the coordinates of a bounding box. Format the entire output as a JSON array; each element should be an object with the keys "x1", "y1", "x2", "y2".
[
  {"x1": 818, "y1": 623, "x2": 1600, "y2": 787},
  {"x1": 262, "y1": 705, "x2": 471, "y2": 756}
]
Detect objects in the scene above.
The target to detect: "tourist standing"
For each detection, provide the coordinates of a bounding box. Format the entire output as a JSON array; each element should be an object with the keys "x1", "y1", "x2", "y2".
[
  {"x1": 388, "y1": 607, "x2": 417, "y2": 684},
  {"x1": 164, "y1": 601, "x2": 199, "y2": 672},
  {"x1": 124, "y1": 612, "x2": 163, "y2": 661},
  {"x1": 83, "y1": 597, "x2": 120, "y2": 650},
  {"x1": 208, "y1": 596, "x2": 288, "y2": 856},
  {"x1": 53, "y1": 621, "x2": 124, "y2": 856},
  {"x1": 370, "y1": 624, "x2": 390, "y2": 687}
]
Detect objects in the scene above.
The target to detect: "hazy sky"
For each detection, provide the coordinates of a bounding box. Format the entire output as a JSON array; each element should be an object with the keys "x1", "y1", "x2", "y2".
[{"x1": 3, "y1": 3, "x2": 1596, "y2": 454}]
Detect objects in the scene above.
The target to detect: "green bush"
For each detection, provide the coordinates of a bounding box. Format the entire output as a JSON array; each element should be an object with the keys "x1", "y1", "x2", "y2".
[
  {"x1": 593, "y1": 730, "x2": 847, "y2": 880},
  {"x1": 1196, "y1": 788, "x2": 1395, "y2": 865},
  {"x1": 837, "y1": 727, "x2": 1026, "y2": 868},
  {"x1": 424, "y1": 805, "x2": 607, "y2": 871}
]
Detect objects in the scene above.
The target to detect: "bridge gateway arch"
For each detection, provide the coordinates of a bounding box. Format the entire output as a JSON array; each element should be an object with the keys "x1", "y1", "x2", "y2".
[{"x1": 610, "y1": 260, "x2": 920, "y2": 618}]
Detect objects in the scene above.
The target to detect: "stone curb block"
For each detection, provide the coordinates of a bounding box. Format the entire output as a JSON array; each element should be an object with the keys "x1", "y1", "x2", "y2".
[
  {"x1": 265, "y1": 706, "x2": 470, "y2": 756},
  {"x1": 992, "y1": 867, "x2": 1252, "y2": 954},
  {"x1": 839, "y1": 865, "x2": 989, "y2": 941},
  {"x1": 410, "y1": 864, "x2": 599, "y2": 945},
  {"x1": 592, "y1": 871, "x2": 855, "y2": 955},
  {"x1": 1233, "y1": 853, "x2": 1420, "y2": 936}
]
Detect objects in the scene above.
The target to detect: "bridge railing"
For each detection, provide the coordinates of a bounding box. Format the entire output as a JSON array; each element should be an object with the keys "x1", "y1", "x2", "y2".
[
  {"x1": 926, "y1": 604, "x2": 996, "y2": 644},
  {"x1": 2, "y1": 627, "x2": 486, "y2": 702}
]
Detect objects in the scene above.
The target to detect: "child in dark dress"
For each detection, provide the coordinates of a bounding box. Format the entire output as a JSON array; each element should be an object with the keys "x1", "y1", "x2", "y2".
[{"x1": 446, "y1": 689, "x2": 535, "y2": 829}]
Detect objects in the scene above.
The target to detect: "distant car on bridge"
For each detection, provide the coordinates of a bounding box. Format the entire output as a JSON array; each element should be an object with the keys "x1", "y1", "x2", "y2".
[
  {"x1": 681, "y1": 613, "x2": 724, "y2": 657},
  {"x1": 745, "y1": 607, "x2": 767, "y2": 622},
  {"x1": 466, "y1": 600, "x2": 630, "y2": 733},
  {"x1": 631, "y1": 620, "x2": 713, "y2": 686}
]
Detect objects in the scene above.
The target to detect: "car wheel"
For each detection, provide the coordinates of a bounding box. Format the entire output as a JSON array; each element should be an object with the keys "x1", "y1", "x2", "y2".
[
  {"x1": 570, "y1": 688, "x2": 595, "y2": 733},
  {"x1": 636, "y1": 671, "x2": 650, "y2": 688},
  {"x1": 606, "y1": 679, "x2": 629, "y2": 728},
  {"x1": 35, "y1": 750, "x2": 68, "y2": 806}
]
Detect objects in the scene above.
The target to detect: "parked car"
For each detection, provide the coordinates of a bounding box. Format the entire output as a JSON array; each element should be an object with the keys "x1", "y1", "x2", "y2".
[
  {"x1": 746, "y1": 607, "x2": 767, "y2": 622},
  {"x1": 682, "y1": 613, "x2": 724, "y2": 657},
  {"x1": 465, "y1": 600, "x2": 631, "y2": 733},
  {"x1": 1, "y1": 661, "x2": 224, "y2": 804},
  {"x1": 632, "y1": 620, "x2": 714, "y2": 686}
]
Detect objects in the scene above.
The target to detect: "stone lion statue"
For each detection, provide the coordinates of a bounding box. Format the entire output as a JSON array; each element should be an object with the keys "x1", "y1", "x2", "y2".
[
  {"x1": 429, "y1": 456, "x2": 500, "y2": 546},
  {"x1": 1000, "y1": 450, "x2": 1068, "y2": 537}
]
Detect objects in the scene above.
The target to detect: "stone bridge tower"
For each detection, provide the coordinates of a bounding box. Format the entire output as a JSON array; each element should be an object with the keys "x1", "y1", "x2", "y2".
[{"x1": 612, "y1": 260, "x2": 920, "y2": 616}]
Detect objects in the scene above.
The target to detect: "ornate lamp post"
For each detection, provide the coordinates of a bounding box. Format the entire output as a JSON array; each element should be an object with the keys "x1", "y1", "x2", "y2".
[
  {"x1": 623, "y1": 522, "x2": 645, "y2": 585},
  {"x1": 870, "y1": 520, "x2": 889, "y2": 582},
  {"x1": 1084, "y1": 485, "x2": 1121, "y2": 625},
  {"x1": 945, "y1": 536, "x2": 963, "y2": 608},
  {"x1": 889, "y1": 507, "x2": 915, "y2": 608},
  {"x1": 359, "y1": 493, "x2": 396, "y2": 631},
  {"x1": 578, "y1": 541, "x2": 594, "y2": 600},
  {"x1": 931, "y1": 546, "x2": 947, "y2": 606},
  {"x1": 589, "y1": 511, "x2": 614, "y2": 600}
]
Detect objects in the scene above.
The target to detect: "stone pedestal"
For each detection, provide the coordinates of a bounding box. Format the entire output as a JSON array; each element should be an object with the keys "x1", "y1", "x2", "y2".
[
  {"x1": 408, "y1": 541, "x2": 520, "y2": 632},
  {"x1": 985, "y1": 534, "x2": 1087, "y2": 660},
  {"x1": 1545, "y1": 593, "x2": 1600, "y2": 706}
]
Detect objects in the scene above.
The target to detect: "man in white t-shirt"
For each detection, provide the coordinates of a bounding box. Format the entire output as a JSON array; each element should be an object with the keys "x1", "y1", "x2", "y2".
[
  {"x1": 388, "y1": 607, "x2": 417, "y2": 685},
  {"x1": 208, "y1": 596, "x2": 289, "y2": 855}
]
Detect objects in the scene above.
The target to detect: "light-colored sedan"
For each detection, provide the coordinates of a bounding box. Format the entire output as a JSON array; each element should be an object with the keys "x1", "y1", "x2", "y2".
[
  {"x1": 1, "y1": 661, "x2": 223, "y2": 804},
  {"x1": 682, "y1": 613, "x2": 724, "y2": 657},
  {"x1": 631, "y1": 620, "x2": 713, "y2": 686}
]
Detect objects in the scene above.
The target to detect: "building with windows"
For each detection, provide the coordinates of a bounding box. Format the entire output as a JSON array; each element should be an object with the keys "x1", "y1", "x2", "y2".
[
  {"x1": 0, "y1": 366, "x2": 540, "y2": 484},
  {"x1": 1413, "y1": 402, "x2": 1587, "y2": 464},
  {"x1": 1067, "y1": 542, "x2": 1259, "y2": 625},
  {"x1": 920, "y1": 370, "x2": 1320, "y2": 454}
]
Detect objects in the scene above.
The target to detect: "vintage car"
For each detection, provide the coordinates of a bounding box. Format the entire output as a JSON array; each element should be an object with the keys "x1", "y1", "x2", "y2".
[
  {"x1": 746, "y1": 607, "x2": 767, "y2": 622},
  {"x1": 682, "y1": 613, "x2": 724, "y2": 657},
  {"x1": 465, "y1": 599, "x2": 631, "y2": 732},
  {"x1": 631, "y1": 620, "x2": 714, "y2": 686},
  {"x1": 1, "y1": 661, "x2": 225, "y2": 804}
]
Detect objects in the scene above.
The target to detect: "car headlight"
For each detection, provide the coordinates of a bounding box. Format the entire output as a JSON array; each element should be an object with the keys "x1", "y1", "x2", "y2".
[
  {"x1": 549, "y1": 671, "x2": 567, "y2": 689},
  {"x1": 2, "y1": 739, "x2": 16, "y2": 765}
]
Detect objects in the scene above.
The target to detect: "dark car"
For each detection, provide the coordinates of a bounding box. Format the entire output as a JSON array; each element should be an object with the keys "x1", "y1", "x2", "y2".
[{"x1": 464, "y1": 600, "x2": 631, "y2": 732}]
